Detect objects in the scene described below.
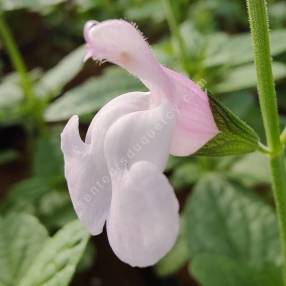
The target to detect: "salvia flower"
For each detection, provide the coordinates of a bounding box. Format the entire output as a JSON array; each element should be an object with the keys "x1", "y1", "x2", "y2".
[{"x1": 61, "y1": 19, "x2": 219, "y2": 267}]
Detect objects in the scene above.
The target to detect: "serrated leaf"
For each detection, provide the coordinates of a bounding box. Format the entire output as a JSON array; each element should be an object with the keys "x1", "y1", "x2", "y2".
[
  {"x1": 214, "y1": 62, "x2": 286, "y2": 93},
  {"x1": 0, "y1": 213, "x2": 48, "y2": 285},
  {"x1": 36, "y1": 46, "x2": 85, "y2": 98},
  {"x1": 191, "y1": 254, "x2": 283, "y2": 286},
  {"x1": 195, "y1": 96, "x2": 259, "y2": 156},
  {"x1": 45, "y1": 67, "x2": 144, "y2": 122},
  {"x1": 185, "y1": 176, "x2": 281, "y2": 266},
  {"x1": 19, "y1": 221, "x2": 89, "y2": 286}
]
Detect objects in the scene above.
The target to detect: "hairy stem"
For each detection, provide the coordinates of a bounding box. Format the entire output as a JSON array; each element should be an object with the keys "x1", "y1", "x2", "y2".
[{"x1": 247, "y1": 0, "x2": 286, "y2": 283}]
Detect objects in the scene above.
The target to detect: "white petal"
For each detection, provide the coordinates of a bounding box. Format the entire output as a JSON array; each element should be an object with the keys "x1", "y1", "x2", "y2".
[
  {"x1": 61, "y1": 92, "x2": 150, "y2": 235},
  {"x1": 107, "y1": 161, "x2": 179, "y2": 267},
  {"x1": 104, "y1": 98, "x2": 175, "y2": 174},
  {"x1": 85, "y1": 91, "x2": 149, "y2": 144}
]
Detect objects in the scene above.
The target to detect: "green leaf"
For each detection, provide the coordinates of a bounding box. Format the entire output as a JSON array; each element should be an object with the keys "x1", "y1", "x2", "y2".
[
  {"x1": 205, "y1": 30, "x2": 286, "y2": 67},
  {"x1": 0, "y1": 71, "x2": 42, "y2": 125},
  {"x1": 45, "y1": 67, "x2": 145, "y2": 122},
  {"x1": 214, "y1": 62, "x2": 286, "y2": 93},
  {"x1": 0, "y1": 213, "x2": 48, "y2": 285},
  {"x1": 195, "y1": 95, "x2": 259, "y2": 156},
  {"x1": 171, "y1": 161, "x2": 202, "y2": 190},
  {"x1": 270, "y1": 2, "x2": 286, "y2": 28},
  {"x1": 185, "y1": 176, "x2": 281, "y2": 265},
  {"x1": 0, "y1": 177, "x2": 51, "y2": 214},
  {"x1": 0, "y1": 75, "x2": 23, "y2": 125},
  {"x1": 126, "y1": 1, "x2": 165, "y2": 23},
  {"x1": 36, "y1": 46, "x2": 85, "y2": 98},
  {"x1": 19, "y1": 221, "x2": 89, "y2": 286},
  {"x1": 38, "y1": 191, "x2": 76, "y2": 229},
  {"x1": 228, "y1": 152, "x2": 271, "y2": 186},
  {"x1": 0, "y1": 79, "x2": 22, "y2": 109},
  {"x1": 32, "y1": 136, "x2": 63, "y2": 180},
  {"x1": 191, "y1": 254, "x2": 283, "y2": 286}
]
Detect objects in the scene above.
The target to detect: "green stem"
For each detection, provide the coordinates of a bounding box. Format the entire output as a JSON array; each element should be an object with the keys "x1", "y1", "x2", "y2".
[
  {"x1": 247, "y1": 0, "x2": 286, "y2": 283},
  {"x1": 162, "y1": 0, "x2": 190, "y2": 75},
  {"x1": 0, "y1": 12, "x2": 45, "y2": 137},
  {"x1": 0, "y1": 13, "x2": 34, "y2": 104},
  {"x1": 258, "y1": 141, "x2": 271, "y2": 154},
  {"x1": 281, "y1": 127, "x2": 286, "y2": 145}
]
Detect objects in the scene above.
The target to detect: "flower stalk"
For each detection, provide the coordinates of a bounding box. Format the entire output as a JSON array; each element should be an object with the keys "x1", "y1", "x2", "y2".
[{"x1": 247, "y1": 0, "x2": 286, "y2": 283}]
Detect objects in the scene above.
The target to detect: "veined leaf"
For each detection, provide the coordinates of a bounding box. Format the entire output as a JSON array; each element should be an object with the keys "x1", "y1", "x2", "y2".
[
  {"x1": 191, "y1": 254, "x2": 283, "y2": 286},
  {"x1": 19, "y1": 220, "x2": 89, "y2": 286},
  {"x1": 0, "y1": 213, "x2": 48, "y2": 286},
  {"x1": 185, "y1": 176, "x2": 281, "y2": 265}
]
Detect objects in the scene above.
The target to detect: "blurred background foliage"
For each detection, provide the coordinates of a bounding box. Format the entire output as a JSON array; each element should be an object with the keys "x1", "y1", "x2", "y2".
[{"x1": 0, "y1": 0, "x2": 286, "y2": 285}]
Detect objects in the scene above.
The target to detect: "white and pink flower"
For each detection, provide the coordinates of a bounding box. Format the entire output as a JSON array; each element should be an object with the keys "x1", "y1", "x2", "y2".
[{"x1": 61, "y1": 19, "x2": 218, "y2": 267}]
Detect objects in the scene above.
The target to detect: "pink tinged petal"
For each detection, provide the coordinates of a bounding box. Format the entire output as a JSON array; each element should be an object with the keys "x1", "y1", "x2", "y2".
[
  {"x1": 103, "y1": 98, "x2": 175, "y2": 173},
  {"x1": 84, "y1": 20, "x2": 171, "y2": 101},
  {"x1": 107, "y1": 161, "x2": 179, "y2": 267},
  {"x1": 162, "y1": 66, "x2": 219, "y2": 156},
  {"x1": 61, "y1": 92, "x2": 150, "y2": 235}
]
